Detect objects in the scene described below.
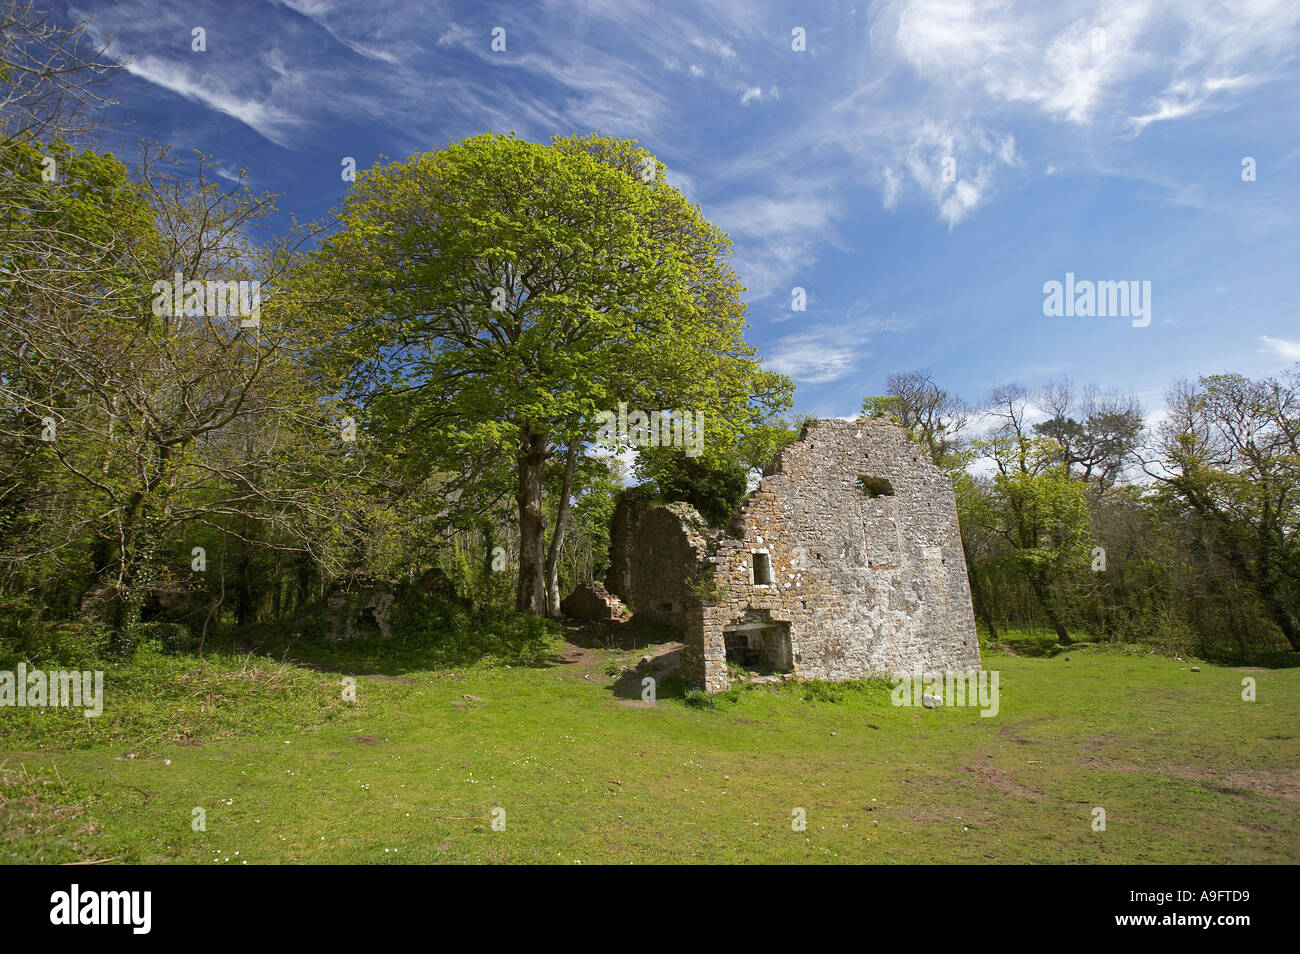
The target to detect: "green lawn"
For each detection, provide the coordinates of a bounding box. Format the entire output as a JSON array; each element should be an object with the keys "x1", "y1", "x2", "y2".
[{"x1": 2, "y1": 635, "x2": 1297, "y2": 864}]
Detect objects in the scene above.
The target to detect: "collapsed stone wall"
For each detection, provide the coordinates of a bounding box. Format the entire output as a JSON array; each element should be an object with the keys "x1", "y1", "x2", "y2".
[
  {"x1": 606, "y1": 419, "x2": 980, "y2": 693},
  {"x1": 560, "y1": 580, "x2": 629, "y2": 622},
  {"x1": 324, "y1": 579, "x2": 396, "y2": 641},
  {"x1": 606, "y1": 498, "x2": 714, "y2": 631}
]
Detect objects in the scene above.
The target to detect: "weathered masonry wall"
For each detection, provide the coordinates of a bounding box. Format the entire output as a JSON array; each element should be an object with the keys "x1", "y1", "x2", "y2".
[
  {"x1": 606, "y1": 499, "x2": 713, "y2": 632},
  {"x1": 682, "y1": 418, "x2": 980, "y2": 693}
]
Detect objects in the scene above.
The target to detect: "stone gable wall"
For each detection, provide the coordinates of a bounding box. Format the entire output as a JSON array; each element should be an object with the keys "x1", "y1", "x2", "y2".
[
  {"x1": 610, "y1": 418, "x2": 980, "y2": 694},
  {"x1": 686, "y1": 418, "x2": 980, "y2": 691}
]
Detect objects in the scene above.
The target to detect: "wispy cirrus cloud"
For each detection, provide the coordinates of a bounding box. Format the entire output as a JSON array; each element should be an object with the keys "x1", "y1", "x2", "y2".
[
  {"x1": 764, "y1": 308, "x2": 909, "y2": 385},
  {"x1": 271, "y1": 0, "x2": 411, "y2": 66},
  {"x1": 65, "y1": 0, "x2": 1300, "y2": 423},
  {"x1": 765, "y1": 334, "x2": 860, "y2": 385},
  {"x1": 796, "y1": 0, "x2": 1300, "y2": 230},
  {"x1": 122, "y1": 53, "x2": 305, "y2": 147},
  {"x1": 708, "y1": 190, "x2": 842, "y2": 301}
]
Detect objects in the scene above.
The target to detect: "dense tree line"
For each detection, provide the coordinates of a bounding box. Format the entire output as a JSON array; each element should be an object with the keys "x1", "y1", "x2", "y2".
[{"x1": 862, "y1": 369, "x2": 1300, "y2": 661}]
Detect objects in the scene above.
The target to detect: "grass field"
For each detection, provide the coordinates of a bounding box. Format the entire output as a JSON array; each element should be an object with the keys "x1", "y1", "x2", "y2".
[{"x1": 2, "y1": 629, "x2": 1297, "y2": 864}]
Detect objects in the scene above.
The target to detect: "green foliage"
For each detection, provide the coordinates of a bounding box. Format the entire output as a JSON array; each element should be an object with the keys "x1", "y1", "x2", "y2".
[
  {"x1": 136, "y1": 621, "x2": 195, "y2": 655},
  {"x1": 643, "y1": 451, "x2": 748, "y2": 526},
  {"x1": 0, "y1": 640, "x2": 348, "y2": 752},
  {"x1": 312, "y1": 131, "x2": 792, "y2": 612},
  {"x1": 861, "y1": 395, "x2": 900, "y2": 419},
  {"x1": 0, "y1": 597, "x2": 112, "y2": 669},
  {"x1": 948, "y1": 368, "x2": 1300, "y2": 661},
  {"x1": 634, "y1": 416, "x2": 798, "y2": 528},
  {"x1": 683, "y1": 687, "x2": 717, "y2": 709},
  {"x1": 245, "y1": 594, "x2": 561, "y2": 674},
  {"x1": 785, "y1": 678, "x2": 894, "y2": 703}
]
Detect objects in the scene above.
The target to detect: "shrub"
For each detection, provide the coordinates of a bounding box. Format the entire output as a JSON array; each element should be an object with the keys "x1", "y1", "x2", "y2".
[
  {"x1": 136, "y1": 621, "x2": 195, "y2": 654},
  {"x1": 683, "y1": 688, "x2": 716, "y2": 709},
  {"x1": 0, "y1": 596, "x2": 112, "y2": 668}
]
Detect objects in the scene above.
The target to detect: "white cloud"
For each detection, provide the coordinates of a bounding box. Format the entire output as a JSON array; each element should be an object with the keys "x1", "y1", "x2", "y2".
[
  {"x1": 691, "y1": 36, "x2": 738, "y2": 60},
  {"x1": 885, "y1": 0, "x2": 1296, "y2": 130},
  {"x1": 740, "y1": 86, "x2": 780, "y2": 106},
  {"x1": 890, "y1": 0, "x2": 1146, "y2": 124},
  {"x1": 796, "y1": 0, "x2": 1300, "y2": 229},
  {"x1": 273, "y1": 0, "x2": 404, "y2": 64},
  {"x1": 763, "y1": 308, "x2": 907, "y2": 384},
  {"x1": 707, "y1": 191, "x2": 841, "y2": 300},
  {"x1": 1261, "y1": 336, "x2": 1300, "y2": 361},
  {"x1": 765, "y1": 336, "x2": 860, "y2": 385},
  {"x1": 123, "y1": 54, "x2": 303, "y2": 147},
  {"x1": 711, "y1": 194, "x2": 836, "y2": 239},
  {"x1": 869, "y1": 119, "x2": 1020, "y2": 228}
]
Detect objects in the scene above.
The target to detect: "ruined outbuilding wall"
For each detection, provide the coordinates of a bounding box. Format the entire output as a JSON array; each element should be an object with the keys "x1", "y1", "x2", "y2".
[
  {"x1": 606, "y1": 498, "x2": 713, "y2": 631},
  {"x1": 683, "y1": 418, "x2": 980, "y2": 692}
]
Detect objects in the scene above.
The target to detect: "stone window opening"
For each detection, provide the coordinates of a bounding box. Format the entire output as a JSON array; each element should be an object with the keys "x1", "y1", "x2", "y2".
[
  {"x1": 856, "y1": 475, "x2": 895, "y2": 498},
  {"x1": 751, "y1": 551, "x2": 774, "y2": 585}
]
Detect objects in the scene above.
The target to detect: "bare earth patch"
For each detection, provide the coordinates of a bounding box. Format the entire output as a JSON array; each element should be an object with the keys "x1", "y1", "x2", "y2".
[
  {"x1": 961, "y1": 761, "x2": 1047, "y2": 801},
  {"x1": 1076, "y1": 757, "x2": 1300, "y2": 803}
]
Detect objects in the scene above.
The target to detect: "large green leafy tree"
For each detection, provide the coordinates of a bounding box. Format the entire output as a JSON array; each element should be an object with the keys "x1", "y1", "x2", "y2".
[
  {"x1": 313, "y1": 132, "x2": 791, "y2": 615},
  {"x1": 0, "y1": 138, "x2": 161, "y2": 614}
]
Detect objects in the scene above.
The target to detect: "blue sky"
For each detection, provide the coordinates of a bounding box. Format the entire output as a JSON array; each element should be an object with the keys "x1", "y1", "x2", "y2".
[{"x1": 67, "y1": 0, "x2": 1300, "y2": 423}]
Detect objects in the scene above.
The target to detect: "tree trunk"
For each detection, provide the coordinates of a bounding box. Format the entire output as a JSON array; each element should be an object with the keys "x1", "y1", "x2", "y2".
[
  {"x1": 544, "y1": 439, "x2": 580, "y2": 617},
  {"x1": 1031, "y1": 575, "x2": 1071, "y2": 644},
  {"x1": 108, "y1": 494, "x2": 147, "y2": 633},
  {"x1": 515, "y1": 433, "x2": 548, "y2": 615},
  {"x1": 235, "y1": 546, "x2": 256, "y2": 627},
  {"x1": 1261, "y1": 589, "x2": 1300, "y2": 652}
]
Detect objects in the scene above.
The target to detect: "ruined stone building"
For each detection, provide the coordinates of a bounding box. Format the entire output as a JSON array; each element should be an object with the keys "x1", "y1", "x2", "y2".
[{"x1": 606, "y1": 418, "x2": 980, "y2": 693}]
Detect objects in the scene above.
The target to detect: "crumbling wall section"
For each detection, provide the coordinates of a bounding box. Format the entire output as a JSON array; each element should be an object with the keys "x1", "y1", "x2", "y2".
[{"x1": 606, "y1": 497, "x2": 713, "y2": 631}]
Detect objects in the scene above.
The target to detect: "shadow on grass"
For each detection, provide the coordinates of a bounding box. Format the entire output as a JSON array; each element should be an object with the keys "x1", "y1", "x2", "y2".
[
  {"x1": 981, "y1": 625, "x2": 1300, "y2": 669},
  {"x1": 197, "y1": 616, "x2": 560, "y2": 677},
  {"x1": 552, "y1": 616, "x2": 693, "y2": 702},
  {"x1": 177, "y1": 612, "x2": 680, "y2": 680},
  {"x1": 607, "y1": 647, "x2": 686, "y2": 701},
  {"x1": 563, "y1": 616, "x2": 682, "y2": 652}
]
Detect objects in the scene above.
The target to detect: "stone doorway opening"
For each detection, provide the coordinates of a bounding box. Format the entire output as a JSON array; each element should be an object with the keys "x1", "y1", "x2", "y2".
[{"x1": 723, "y1": 615, "x2": 793, "y2": 673}]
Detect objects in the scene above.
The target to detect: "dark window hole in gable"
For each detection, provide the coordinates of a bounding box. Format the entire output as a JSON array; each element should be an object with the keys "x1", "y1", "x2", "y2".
[
  {"x1": 752, "y1": 552, "x2": 774, "y2": 585},
  {"x1": 856, "y1": 475, "x2": 895, "y2": 498}
]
